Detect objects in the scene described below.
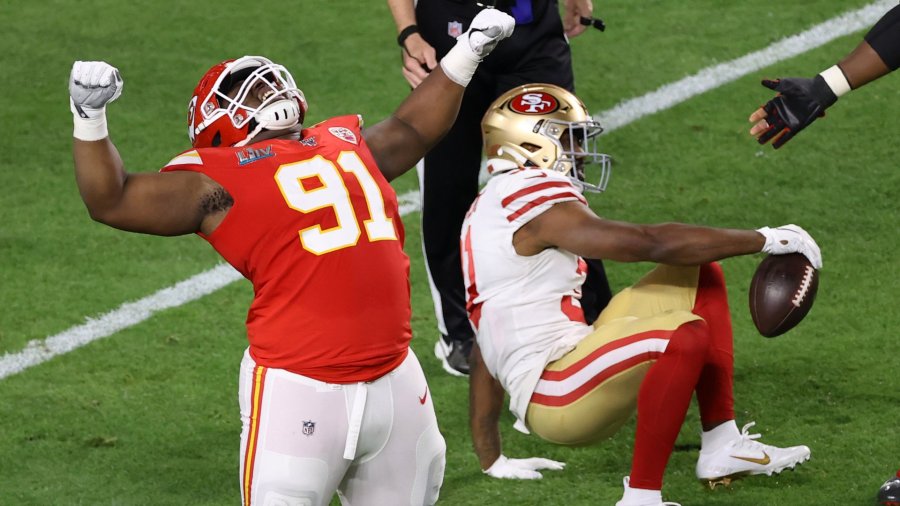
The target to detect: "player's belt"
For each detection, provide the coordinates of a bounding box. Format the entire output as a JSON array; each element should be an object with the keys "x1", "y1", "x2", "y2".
[{"x1": 343, "y1": 383, "x2": 368, "y2": 460}]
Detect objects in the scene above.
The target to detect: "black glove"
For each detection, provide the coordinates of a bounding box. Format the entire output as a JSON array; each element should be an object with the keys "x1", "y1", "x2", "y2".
[{"x1": 757, "y1": 75, "x2": 837, "y2": 149}]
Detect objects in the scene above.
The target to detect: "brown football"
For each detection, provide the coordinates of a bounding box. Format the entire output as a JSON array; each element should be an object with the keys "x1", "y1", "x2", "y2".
[{"x1": 749, "y1": 253, "x2": 819, "y2": 337}]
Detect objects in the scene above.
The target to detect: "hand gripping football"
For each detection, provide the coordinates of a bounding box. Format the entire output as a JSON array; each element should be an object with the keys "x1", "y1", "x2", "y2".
[{"x1": 749, "y1": 253, "x2": 819, "y2": 337}]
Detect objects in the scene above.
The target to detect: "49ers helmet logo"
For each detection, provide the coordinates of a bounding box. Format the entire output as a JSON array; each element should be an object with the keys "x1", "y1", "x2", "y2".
[{"x1": 509, "y1": 92, "x2": 559, "y2": 114}]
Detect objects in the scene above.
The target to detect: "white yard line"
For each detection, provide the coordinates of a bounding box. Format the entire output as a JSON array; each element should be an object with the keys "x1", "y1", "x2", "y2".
[
  {"x1": 0, "y1": 265, "x2": 242, "y2": 380},
  {"x1": 0, "y1": 1, "x2": 891, "y2": 380}
]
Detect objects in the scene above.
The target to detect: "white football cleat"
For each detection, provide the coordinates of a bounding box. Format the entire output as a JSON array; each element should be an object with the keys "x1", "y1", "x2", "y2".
[
  {"x1": 696, "y1": 422, "x2": 811, "y2": 488},
  {"x1": 614, "y1": 477, "x2": 681, "y2": 506}
]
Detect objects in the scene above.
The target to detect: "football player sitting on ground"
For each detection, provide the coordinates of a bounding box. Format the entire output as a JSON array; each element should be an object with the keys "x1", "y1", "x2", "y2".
[
  {"x1": 462, "y1": 84, "x2": 820, "y2": 506},
  {"x1": 67, "y1": 9, "x2": 514, "y2": 506}
]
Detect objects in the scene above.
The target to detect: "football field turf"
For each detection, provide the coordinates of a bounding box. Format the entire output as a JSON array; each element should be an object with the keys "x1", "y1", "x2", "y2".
[{"x1": 1, "y1": 1, "x2": 898, "y2": 504}]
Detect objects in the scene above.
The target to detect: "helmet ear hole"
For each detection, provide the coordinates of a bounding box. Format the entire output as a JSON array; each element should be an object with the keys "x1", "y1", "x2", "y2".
[{"x1": 211, "y1": 131, "x2": 221, "y2": 147}]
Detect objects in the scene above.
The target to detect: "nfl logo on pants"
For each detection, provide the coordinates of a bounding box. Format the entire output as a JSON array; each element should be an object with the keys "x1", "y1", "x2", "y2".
[{"x1": 302, "y1": 420, "x2": 315, "y2": 436}]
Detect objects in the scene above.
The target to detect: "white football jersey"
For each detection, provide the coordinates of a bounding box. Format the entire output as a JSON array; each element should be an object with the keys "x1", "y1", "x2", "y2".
[{"x1": 461, "y1": 167, "x2": 594, "y2": 425}]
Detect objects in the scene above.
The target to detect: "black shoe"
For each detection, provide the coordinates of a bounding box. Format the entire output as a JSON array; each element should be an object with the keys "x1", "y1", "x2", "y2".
[
  {"x1": 433, "y1": 335, "x2": 471, "y2": 377},
  {"x1": 878, "y1": 470, "x2": 900, "y2": 505}
]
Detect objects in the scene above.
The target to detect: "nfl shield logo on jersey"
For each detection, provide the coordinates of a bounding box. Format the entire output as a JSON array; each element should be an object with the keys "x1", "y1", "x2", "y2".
[
  {"x1": 302, "y1": 420, "x2": 315, "y2": 436},
  {"x1": 448, "y1": 21, "x2": 464, "y2": 38}
]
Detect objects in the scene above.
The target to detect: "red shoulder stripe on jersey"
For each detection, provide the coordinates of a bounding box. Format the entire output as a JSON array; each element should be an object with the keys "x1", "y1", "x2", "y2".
[
  {"x1": 242, "y1": 365, "x2": 268, "y2": 506},
  {"x1": 506, "y1": 191, "x2": 587, "y2": 222},
  {"x1": 501, "y1": 181, "x2": 575, "y2": 208}
]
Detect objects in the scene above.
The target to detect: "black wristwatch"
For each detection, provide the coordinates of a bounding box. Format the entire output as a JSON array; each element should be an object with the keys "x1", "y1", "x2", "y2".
[{"x1": 397, "y1": 25, "x2": 419, "y2": 48}]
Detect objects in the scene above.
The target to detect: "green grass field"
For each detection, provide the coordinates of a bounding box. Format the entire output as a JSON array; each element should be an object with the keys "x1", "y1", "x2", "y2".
[{"x1": 1, "y1": 0, "x2": 898, "y2": 504}]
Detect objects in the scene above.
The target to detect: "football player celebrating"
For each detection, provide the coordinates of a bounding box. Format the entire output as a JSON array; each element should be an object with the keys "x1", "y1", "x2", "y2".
[
  {"x1": 68, "y1": 9, "x2": 514, "y2": 506},
  {"x1": 462, "y1": 84, "x2": 820, "y2": 505},
  {"x1": 750, "y1": 4, "x2": 899, "y2": 148}
]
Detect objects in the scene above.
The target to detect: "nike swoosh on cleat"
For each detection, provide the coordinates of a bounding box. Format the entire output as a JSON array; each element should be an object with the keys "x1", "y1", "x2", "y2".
[
  {"x1": 419, "y1": 385, "x2": 428, "y2": 405},
  {"x1": 730, "y1": 452, "x2": 771, "y2": 465}
]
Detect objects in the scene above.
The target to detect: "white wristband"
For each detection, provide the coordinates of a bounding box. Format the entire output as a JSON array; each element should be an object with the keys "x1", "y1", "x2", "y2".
[
  {"x1": 73, "y1": 114, "x2": 109, "y2": 141},
  {"x1": 819, "y1": 65, "x2": 851, "y2": 97},
  {"x1": 440, "y1": 35, "x2": 480, "y2": 87},
  {"x1": 70, "y1": 98, "x2": 109, "y2": 141}
]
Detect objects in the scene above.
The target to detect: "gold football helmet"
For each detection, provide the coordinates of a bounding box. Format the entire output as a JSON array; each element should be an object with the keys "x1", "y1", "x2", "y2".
[{"x1": 481, "y1": 83, "x2": 610, "y2": 192}]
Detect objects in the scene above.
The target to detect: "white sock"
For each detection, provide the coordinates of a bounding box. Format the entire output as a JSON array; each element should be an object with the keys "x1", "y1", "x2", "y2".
[
  {"x1": 701, "y1": 420, "x2": 740, "y2": 452},
  {"x1": 622, "y1": 478, "x2": 662, "y2": 504}
]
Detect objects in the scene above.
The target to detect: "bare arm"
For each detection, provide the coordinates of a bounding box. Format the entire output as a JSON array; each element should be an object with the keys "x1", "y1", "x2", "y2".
[
  {"x1": 848, "y1": 3, "x2": 900, "y2": 87},
  {"x1": 364, "y1": 9, "x2": 515, "y2": 181},
  {"x1": 70, "y1": 61, "x2": 219, "y2": 236},
  {"x1": 837, "y1": 40, "x2": 891, "y2": 89},
  {"x1": 367, "y1": 1, "x2": 461, "y2": 177},
  {"x1": 515, "y1": 201, "x2": 765, "y2": 265},
  {"x1": 386, "y1": 0, "x2": 416, "y2": 32},
  {"x1": 362, "y1": 65, "x2": 464, "y2": 181},
  {"x1": 469, "y1": 343, "x2": 506, "y2": 470},
  {"x1": 74, "y1": 138, "x2": 215, "y2": 236}
]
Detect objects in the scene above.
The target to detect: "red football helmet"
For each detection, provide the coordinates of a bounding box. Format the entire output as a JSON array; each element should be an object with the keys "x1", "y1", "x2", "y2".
[{"x1": 187, "y1": 56, "x2": 308, "y2": 148}]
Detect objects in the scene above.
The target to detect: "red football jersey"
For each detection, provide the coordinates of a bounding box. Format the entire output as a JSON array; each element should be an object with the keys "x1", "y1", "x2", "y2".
[{"x1": 161, "y1": 115, "x2": 411, "y2": 382}]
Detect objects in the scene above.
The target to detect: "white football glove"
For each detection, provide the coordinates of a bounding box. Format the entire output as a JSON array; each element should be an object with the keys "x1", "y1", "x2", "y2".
[
  {"x1": 483, "y1": 455, "x2": 566, "y2": 480},
  {"x1": 756, "y1": 224, "x2": 823, "y2": 269},
  {"x1": 464, "y1": 9, "x2": 516, "y2": 58},
  {"x1": 441, "y1": 9, "x2": 515, "y2": 86},
  {"x1": 69, "y1": 61, "x2": 123, "y2": 141},
  {"x1": 70, "y1": 61, "x2": 123, "y2": 118}
]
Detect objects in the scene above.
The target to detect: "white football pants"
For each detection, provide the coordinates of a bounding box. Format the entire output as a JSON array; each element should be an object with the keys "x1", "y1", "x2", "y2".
[{"x1": 238, "y1": 348, "x2": 445, "y2": 506}]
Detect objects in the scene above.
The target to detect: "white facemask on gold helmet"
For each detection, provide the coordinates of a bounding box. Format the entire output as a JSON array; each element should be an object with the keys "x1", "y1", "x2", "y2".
[{"x1": 481, "y1": 83, "x2": 610, "y2": 192}]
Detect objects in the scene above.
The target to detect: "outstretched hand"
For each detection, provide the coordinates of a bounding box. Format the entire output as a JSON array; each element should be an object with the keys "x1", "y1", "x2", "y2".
[
  {"x1": 749, "y1": 76, "x2": 836, "y2": 149},
  {"x1": 756, "y1": 224, "x2": 823, "y2": 269},
  {"x1": 483, "y1": 455, "x2": 566, "y2": 480}
]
